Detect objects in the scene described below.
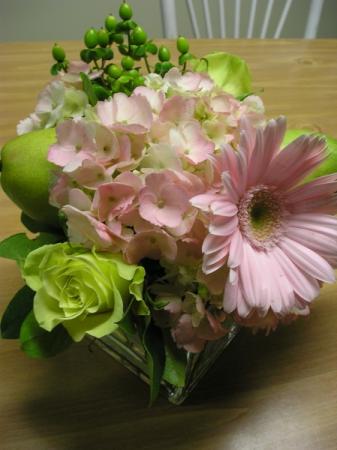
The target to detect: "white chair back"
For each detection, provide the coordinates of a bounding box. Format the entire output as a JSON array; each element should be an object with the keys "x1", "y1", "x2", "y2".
[{"x1": 160, "y1": 0, "x2": 325, "y2": 39}]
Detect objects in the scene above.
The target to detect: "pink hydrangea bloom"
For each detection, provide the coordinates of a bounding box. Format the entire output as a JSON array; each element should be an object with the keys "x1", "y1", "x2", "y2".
[
  {"x1": 139, "y1": 171, "x2": 190, "y2": 228},
  {"x1": 169, "y1": 120, "x2": 215, "y2": 165},
  {"x1": 163, "y1": 67, "x2": 214, "y2": 94},
  {"x1": 192, "y1": 117, "x2": 337, "y2": 318},
  {"x1": 96, "y1": 93, "x2": 153, "y2": 134},
  {"x1": 48, "y1": 120, "x2": 95, "y2": 169}
]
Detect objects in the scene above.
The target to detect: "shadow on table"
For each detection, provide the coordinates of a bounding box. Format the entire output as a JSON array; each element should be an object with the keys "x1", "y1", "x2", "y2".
[{"x1": 22, "y1": 315, "x2": 320, "y2": 450}]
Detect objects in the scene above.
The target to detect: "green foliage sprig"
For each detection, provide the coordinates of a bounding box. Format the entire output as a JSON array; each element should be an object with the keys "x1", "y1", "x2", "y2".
[{"x1": 50, "y1": 1, "x2": 194, "y2": 102}]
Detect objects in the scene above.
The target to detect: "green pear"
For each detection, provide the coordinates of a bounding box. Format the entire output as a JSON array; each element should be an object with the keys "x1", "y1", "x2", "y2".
[
  {"x1": 1, "y1": 128, "x2": 60, "y2": 226},
  {"x1": 282, "y1": 129, "x2": 337, "y2": 182}
]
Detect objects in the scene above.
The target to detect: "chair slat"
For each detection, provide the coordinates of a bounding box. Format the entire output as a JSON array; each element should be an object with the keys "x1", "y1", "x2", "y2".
[
  {"x1": 166, "y1": 0, "x2": 325, "y2": 40},
  {"x1": 219, "y1": 0, "x2": 226, "y2": 38},
  {"x1": 274, "y1": 0, "x2": 293, "y2": 38},
  {"x1": 260, "y1": 0, "x2": 274, "y2": 38},
  {"x1": 305, "y1": 0, "x2": 325, "y2": 38},
  {"x1": 203, "y1": 0, "x2": 213, "y2": 38},
  {"x1": 160, "y1": 0, "x2": 178, "y2": 38},
  {"x1": 247, "y1": 0, "x2": 258, "y2": 38},
  {"x1": 234, "y1": 0, "x2": 241, "y2": 38},
  {"x1": 186, "y1": 0, "x2": 201, "y2": 38}
]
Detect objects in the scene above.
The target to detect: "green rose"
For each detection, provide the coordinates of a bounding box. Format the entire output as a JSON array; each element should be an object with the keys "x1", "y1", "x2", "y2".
[{"x1": 22, "y1": 243, "x2": 145, "y2": 342}]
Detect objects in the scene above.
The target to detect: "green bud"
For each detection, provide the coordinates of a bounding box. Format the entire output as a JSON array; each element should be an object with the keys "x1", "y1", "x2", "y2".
[
  {"x1": 111, "y1": 79, "x2": 122, "y2": 93},
  {"x1": 132, "y1": 26, "x2": 147, "y2": 45},
  {"x1": 158, "y1": 46, "x2": 171, "y2": 62},
  {"x1": 154, "y1": 62, "x2": 162, "y2": 74},
  {"x1": 121, "y1": 55, "x2": 134, "y2": 70},
  {"x1": 162, "y1": 61, "x2": 174, "y2": 73},
  {"x1": 113, "y1": 33, "x2": 124, "y2": 44},
  {"x1": 105, "y1": 15, "x2": 118, "y2": 32},
  {"x1": 80, "y1": 49, "x2": 93, "y2": 63},
  {"x1": 133, "y1": 75, "x2": 145, "y2": 87},
  {"x1": 97, "y1": 28, "x2": 109, "y2": 47},
  {"x1": 177, "y1": 36, "x2": 189, "y2": 54},
  {"x1": 92, "y1": 84, "x2": 111, "y2": 101},
  {"x1": 102, "y1": 47, "x2": 114, "y2": 60},
  {"x1": 145, "y1": 42, "x2": 158, "y2": 55},
  {"x1": 106, "y1": 63, "x2": 122, "y2": 79},
  {"x1": 84, "y1": 28, "x2": 98, "y2": 49},
  {"x1": 127, "y1": 69, "x2": 139, "y2": 78},
  {"x1": 52, "y1": 43, "x2": 66, "y2": 62},
  {"x1": 119, "y1": 2, "x2": 133, "y2": 20},
  {"x1": 118, "y1": 44, "x2": 129, "y2": 55}
]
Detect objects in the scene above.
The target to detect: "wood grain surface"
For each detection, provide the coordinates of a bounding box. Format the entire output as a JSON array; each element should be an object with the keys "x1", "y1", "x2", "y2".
[{"x1": 0, "y1": 39, "x2": 337, "y2": 450}]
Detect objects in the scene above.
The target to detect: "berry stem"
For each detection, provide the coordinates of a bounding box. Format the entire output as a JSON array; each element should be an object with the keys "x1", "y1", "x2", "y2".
[{"x1": 144, "y1": 55, "x2": 151, "y2": 73}]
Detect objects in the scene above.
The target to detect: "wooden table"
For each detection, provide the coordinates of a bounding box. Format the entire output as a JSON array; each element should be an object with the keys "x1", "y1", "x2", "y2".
[{"x1": 0, "y1": 39, "x2": 337, "y2": 450}]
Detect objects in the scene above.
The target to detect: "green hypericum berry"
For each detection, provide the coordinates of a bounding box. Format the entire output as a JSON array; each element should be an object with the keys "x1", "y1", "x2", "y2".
[
  {"x1": 134, "y1": 75, "x2": 145, "y2": 87},
  {"x1": 84, "y1": 28, "x2": 98, "y2": 49},
  {"x1": 106, "y1": 64, "x2": 122, "y2": 79},
  {"x1": 102, "y1": 47, "x2": 114, "y2": 60},
  {"x1": 119, "y1": 2, "x2": 133, "y2": 20},
  {"x1": 154, "y1": 62, "x2": 162, "y2": 74},
  {"x1": 127, "y1": 69, "x2": 139, "y2": 79},
  {"x1": 97, "y1": 28, "x2": 109, "y2": 47},
  {"x1": 162, "y1": 61, "x2": 173, "y2": 73},
  {"x1": 80, "y1": 49, "x2": 93, "y2": 63},
  {"x1": 121, "y1": 55, "x2": 134, "y2": 70},
  {"x1": 105, "y1": 15, "x2": 117, "y2": 32},
  {"x1": 158, "y1": 46, "x2": 170, "y2": 62},
  {"x1": 132, "y1": 26, "x2": 147, "y2": 45},
  {"x1": 52, "y1": 43, "x2": 66, "y2": 62},
  {"x1": 177, "y1": 36, "x2": 189, "y2": 54},
  {"x1": 111, "y1": 79, "x2": 122, "y2": 93},
  {"x1": 92, "y1": 84, "x2": 111, "y2": 100},
  {"x1": 113, "y1": 33, "x2": 124, "y2": 44}
]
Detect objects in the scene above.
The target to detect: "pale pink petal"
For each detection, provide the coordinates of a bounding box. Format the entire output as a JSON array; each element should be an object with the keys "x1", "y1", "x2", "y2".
[
  {"x1": 264, "y1": 135, "x2": 326, "y2": 190},
  {"x1": 227, "y1": 229, "x2": 243, "y2": 268},
  {"x1": 125, "y1": 229, "x2": 177, "y2": 263},
  {"x1": 159, "y1": 96, "x2": 195, "y2": 123},
  {"x1": 209, "y1": 215, "x2": 238, "y2": 236},
  {"x1": 63, "y1": 205, "x2": 117, "y2": 250},
  {"x1": 202, "y1": 234, "x2": 228, "y2": 255},
  {"x1": 279, "y1": 236, "x2": 335, "y2": 283}
]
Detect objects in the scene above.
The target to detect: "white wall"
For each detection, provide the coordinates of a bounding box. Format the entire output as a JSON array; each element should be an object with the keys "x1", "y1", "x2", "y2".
[{"x1": 0, "y1": 0, "x2": 336, "y2": 41}]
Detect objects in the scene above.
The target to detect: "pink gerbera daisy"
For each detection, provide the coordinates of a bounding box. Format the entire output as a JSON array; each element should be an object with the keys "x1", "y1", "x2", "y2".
[{"x1": 192, "y1": 117, "x2": 337, "y2": 318}]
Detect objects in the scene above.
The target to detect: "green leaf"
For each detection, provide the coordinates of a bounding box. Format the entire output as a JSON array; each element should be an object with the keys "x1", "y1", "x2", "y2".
[
  {"x1": 236, "y1": 92, "x2": 255, "y2": 101},
  {"x1": 117, "y1": 298, "x2": 136, "y2": 336},
  {"x1": 80, "y1": 72, "x2": 97, "y2": 106},
  {"x1": 142, "y1": 320, "x2": 165, "y2": 405},
  {"x1": 0, "y1": 232, "x2": 63, "y2": 267},
  {"x1": 162, "y1": 332, "x2": 187, "y2": 388},
  {"x1": 0, "y1": 285, "x2": 35, "y2": 339},
  {"x1": 192, "y1": 52, "x2": 252, "y2": 97},
  {"x1": 20, "y1": 311, "x2": 72, "y2": 358},
  {"x1": 50, "y1": 63, "x2": 61, "y2": 76},
  {"x1": 21, "y1": 212, "x2": 62, "y2": 234},
  {"x1": 282, "y1": 129, "x2": 337, "y2": 182}
]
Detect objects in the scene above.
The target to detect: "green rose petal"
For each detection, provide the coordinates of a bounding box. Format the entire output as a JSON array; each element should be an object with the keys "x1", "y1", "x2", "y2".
[
  {"x1": 34, "y1": 287, "x2": 65, "y2": 331},
  {"x1": 192, "y1": 52, "x2": 252, "y2": 97},
  {"x1": 22, "y1": 243, "x2": 145, "y2": 341}
]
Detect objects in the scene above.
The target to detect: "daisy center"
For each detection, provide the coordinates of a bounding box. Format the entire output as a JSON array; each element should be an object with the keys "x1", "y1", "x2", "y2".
[{"x1": 238, "y1": 185, "x2": 284, "y2": 250}]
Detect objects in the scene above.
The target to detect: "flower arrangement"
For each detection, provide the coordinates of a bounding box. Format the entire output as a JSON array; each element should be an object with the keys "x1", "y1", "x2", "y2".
[{"x1": 1, "y1": 1, "x2": 337, "y2": 404}]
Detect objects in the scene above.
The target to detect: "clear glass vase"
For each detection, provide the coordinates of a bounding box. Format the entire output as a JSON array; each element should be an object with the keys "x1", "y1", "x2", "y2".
[{"x1": 94, "y1": 322, "x2": 240, "y2": 405}]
